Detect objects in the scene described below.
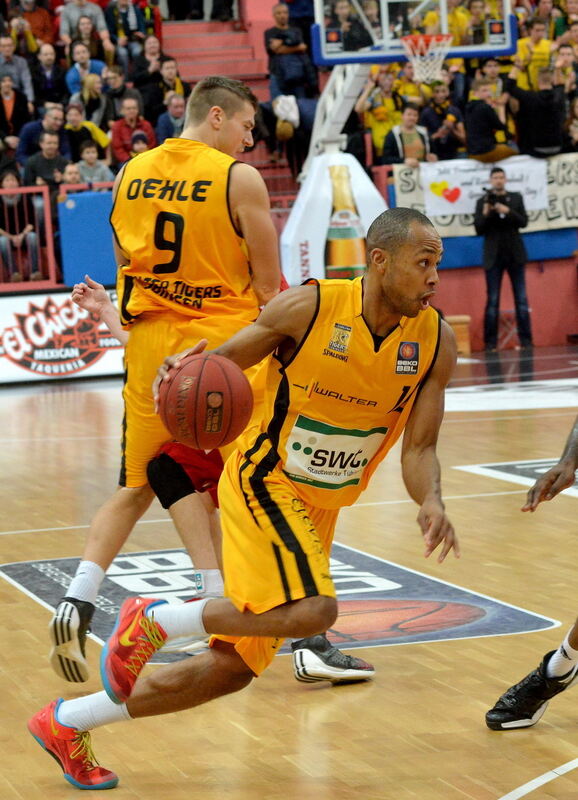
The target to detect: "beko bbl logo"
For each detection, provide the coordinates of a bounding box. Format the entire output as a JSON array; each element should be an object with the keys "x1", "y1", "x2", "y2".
[{"x1": 0, "y1": 296, "x2": 122, "y2": 376}]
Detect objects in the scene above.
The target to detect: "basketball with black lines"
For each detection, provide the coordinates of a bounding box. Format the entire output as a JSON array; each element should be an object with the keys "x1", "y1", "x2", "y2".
[
  {"x1": 158, "y1": 353, "x2": 253, "y2": 450},
  {"x1": 326, "y1": 599, "x2": 485, "y2": 642}
]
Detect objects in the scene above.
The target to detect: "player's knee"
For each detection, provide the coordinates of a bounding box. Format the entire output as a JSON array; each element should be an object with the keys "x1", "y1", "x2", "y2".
[
  {"x1": 295, "y1": 595, "x2": 338, "y2": 636},
  {"x1": 147, "y1": 452, "x2": 196, "y2": 509}
]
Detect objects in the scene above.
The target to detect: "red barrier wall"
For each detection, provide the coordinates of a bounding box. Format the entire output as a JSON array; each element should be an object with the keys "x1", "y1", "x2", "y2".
[
  {"x1": 434, "y1": 258, "x2": 578, "y2": 352},
  {"x1": 242, "y1": 0, "x2": 270, "y2": 61}
]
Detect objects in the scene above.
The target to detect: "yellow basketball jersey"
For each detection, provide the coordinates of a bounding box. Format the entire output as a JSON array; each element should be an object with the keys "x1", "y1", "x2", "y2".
[
  {"x1": 111, "y1": 138, "x2": 259, "y2": 326},
  {"x1": 237, "y1": 277, "x2": 441, "y2": 509}
]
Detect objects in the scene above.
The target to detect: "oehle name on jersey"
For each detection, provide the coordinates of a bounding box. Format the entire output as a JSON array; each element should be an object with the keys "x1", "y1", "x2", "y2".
[{"x1": 125, "y1": 178, "x2": 213, "y2": 202}]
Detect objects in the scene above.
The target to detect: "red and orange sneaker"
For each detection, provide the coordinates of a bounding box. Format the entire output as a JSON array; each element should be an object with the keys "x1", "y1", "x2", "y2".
[
  {"x1": 100, "y1": 597, "x2": 167, "y2": 705},
  {"x1": 28, "y1": 699, "x2": 118, "y2": 790}
]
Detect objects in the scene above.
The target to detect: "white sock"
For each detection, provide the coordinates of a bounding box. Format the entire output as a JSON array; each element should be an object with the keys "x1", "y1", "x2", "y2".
[
  {"x1": 151, "y1": 597, "x2": 209, "y2": 639},
  {"x1": 57, "y1": 692, "x2": 132, "y2": 731},
  {"x1": 547, "y1": 633, "x2": 578, "y2": 679},
  {"x1": 194, "y1": 569, "x2": 223, "y2": 597},
  {"x1": 65, "y1": 561, "x2": 105, "y2": 605}
]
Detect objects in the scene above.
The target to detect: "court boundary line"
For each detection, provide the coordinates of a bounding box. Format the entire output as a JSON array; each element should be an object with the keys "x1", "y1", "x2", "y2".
[
  {"x1": 497, "y1": 757, "x2": 578, "y2": 799},
  {"x1": 0, "y1": 489, "x2": 528, "y2": 536}
]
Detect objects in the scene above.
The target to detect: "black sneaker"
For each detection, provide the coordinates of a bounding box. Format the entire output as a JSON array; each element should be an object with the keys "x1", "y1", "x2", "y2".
[
  {"x1": 49, "y1": 597, "x2": 95, "y2": 683},
  {"x1": 291, "y1": 633, "x2": 375, "y2": 684},
  {"x1": 485, "y1": 650, "x2": 578, "y2": 730}
]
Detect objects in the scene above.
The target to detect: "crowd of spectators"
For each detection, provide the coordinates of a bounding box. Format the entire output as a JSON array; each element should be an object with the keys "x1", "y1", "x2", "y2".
[
  {"x1": 342, "y1": 0, "x2": 578, "y2": 165},
  {"x1": 0, "y1": 0, "x2": 192, "y2": 282}
]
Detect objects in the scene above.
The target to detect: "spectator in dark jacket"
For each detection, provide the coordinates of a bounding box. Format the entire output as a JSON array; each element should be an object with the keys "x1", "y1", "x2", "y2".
[
  {"x1": 103, "y1": 64, "x2": 143, "y2": 118},
  {"x1": 505, "y1": 64, "x2": 566, "y2": 158},
  {"x1": 30, "y1": 44, "x2": 69, "y2": 111},
  {"x1": 155, "y1": 92, "x2": 185, "y2": 143},
  {"x1": 0, "y1": 71, "x2": 30, "y2": 151},
  {"x1": 140, "y1": 57, "x2": 190, "y2": 125},
  {"x1": 132, "y1": 34, "x2": 169, "y2": 94},
  {"x1": 264, "y1": 3, "x2": 317, "y2": 100},
  {"x1": 382, "y1": 103, "x2": 437, "y2": 166},
  {"x1": 327, "y1": 0, "x2": 373, "y2": 51},
  {"x1": 465, "y1": 77, "x2": 518, "y2": 162},
  {"x1": 23, "y1": 130, "x2": 68, "y2": 188},
  {"x1": 474, "y1": 166, "x2": 532, "y2": 351},
  {"x1": 16, "y1": 106, "x2": 72, "y2": 164}
]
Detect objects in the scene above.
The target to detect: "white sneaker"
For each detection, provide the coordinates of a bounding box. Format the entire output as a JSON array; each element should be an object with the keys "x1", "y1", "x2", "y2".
[{"x1": 291, "y1": 634, "x2": 375, "y2": 683}]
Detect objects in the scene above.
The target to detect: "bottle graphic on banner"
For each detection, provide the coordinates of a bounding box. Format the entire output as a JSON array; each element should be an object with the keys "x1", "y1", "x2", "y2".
[{"x1": 325, "y1": 165, "x2": 366, "y2": 279}]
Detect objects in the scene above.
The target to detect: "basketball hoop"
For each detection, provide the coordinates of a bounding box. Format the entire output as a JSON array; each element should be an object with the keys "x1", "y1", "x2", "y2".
[{"x1": 400, "y1": 34, "x2": 453, "y2": 84}]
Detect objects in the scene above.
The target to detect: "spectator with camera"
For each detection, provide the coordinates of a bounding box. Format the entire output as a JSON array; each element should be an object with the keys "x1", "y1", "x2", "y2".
[
  {"x1": 474, "y1": 166, "x2": 533, "y2": 352},
  {"x1": 8, "y1": 0, "x2": 54, "y2": 57}
]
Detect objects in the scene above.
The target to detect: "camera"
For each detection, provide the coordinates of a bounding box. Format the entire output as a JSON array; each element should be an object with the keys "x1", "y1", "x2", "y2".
[{"x1": 483, "y1": 190, "x2": 500, "y2": 207}]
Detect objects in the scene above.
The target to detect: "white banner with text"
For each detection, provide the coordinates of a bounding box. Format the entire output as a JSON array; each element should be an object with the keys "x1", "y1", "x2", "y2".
[{"x1": 393, "y1": 152, "x2": 578, "y2": 238}]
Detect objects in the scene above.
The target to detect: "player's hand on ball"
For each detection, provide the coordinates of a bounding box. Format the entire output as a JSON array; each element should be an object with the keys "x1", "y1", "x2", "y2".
[
  {"x1": 152, "y1": 339, "x2": 208, "y2": 412},
  {"x1": 417, "y1": 498, "x2": 460, "y2": 563}
]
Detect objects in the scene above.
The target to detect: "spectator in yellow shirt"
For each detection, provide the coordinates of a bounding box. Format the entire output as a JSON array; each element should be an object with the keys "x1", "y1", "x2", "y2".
[
  {"x1": 394, "y1": 61, "x2": 426, "y2": 105},
  {"x1": 516, "y1": 18, "x2": 556, "y2": 89},
  {"x1": 354, "y1": 65, "x2": 403, "y2": 157}
]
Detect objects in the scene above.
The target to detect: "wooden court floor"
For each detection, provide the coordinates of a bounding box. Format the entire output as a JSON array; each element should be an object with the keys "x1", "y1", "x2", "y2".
[{"x1": 1, "y1": 346, "x2": 577, "y2": 800}]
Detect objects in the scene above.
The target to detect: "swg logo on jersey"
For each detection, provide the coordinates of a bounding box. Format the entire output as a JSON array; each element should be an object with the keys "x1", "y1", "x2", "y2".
[
  {"x1": 284, "y1": 414, "x2": 388, "y2": 490},
  {"x1": 323, "y1": 323, "x2": 351, "y2": 362},
  {"x1": 396, "y1": 341, "x2": 419, "y2": 375}
]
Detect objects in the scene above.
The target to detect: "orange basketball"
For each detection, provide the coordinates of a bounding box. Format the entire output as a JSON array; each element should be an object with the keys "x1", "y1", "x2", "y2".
[
  {"x1": 157, "y1": 353, "x2": 253, "y2": 450},
  {"x1": 326, "y1": 599, "x2": 485, "y2": 644}
]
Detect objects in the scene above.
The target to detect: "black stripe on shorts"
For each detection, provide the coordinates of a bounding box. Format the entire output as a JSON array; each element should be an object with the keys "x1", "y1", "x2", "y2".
[{"x1": 248, "y1": 461, "x2": 318, "y2": 599}]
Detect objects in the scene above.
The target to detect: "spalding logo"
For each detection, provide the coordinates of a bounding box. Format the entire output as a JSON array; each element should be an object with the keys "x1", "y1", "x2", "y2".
[{"x1": 204, "y1": 391, "x2": 224, "y2": 433}]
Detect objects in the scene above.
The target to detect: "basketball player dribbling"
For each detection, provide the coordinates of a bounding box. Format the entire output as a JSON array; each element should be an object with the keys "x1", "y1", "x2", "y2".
[
  {"x1": 48, "y1": 75, "x2": 281, "y2": 685},
  {"x1": 70, "y1": 275, "x2": 377, "y2": 682},
  {"x1": 29, "y1": 207, "x2": 460, "y2": 790}
]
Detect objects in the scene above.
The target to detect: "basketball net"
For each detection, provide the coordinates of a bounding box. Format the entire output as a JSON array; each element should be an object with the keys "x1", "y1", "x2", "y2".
[{"x1": 400, "y1": 34, "x2": 453, "y2": 84}]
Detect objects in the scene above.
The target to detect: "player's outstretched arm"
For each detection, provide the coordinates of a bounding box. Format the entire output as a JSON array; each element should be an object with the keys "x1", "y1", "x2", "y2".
[
  {"x1": 229, "y1": 162, "x2": 281, "y2": 307},
  {"x1": 400, "y1": 320, "x2": 459, "y2": 563},
  {"x1": 152, "y1": 284, "x2": 318, "y2": 409},
  {"x1": 522, "y1": 415, "x2": 578, "y2": 512},
  {"x1": 71, "y1": 274, "x2": 129, "y2": 346}
]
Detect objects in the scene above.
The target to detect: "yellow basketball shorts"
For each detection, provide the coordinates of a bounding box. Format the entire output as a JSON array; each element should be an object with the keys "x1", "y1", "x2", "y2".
[
  {"x1": 212, "y1": 448, "x2": 339, "y2": 675},
  {"x1": 120, "y1": 313, "x2": 255, "y2": 487}
]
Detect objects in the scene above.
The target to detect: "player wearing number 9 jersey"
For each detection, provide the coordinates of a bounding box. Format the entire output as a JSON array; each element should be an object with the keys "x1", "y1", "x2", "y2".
[
  {"x1": 111, "y1": 75, "x2": 280, "y2": 487},
  {"x1": 46, "y1": 76, "x2": 280, "y2": 685}
]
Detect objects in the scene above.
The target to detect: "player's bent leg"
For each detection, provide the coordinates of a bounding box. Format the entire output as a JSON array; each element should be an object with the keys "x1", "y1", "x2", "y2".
[
  {"x1": 49, "y1": 485, "x2": 154, "y2": 684},
  {"x1": 127, "y1": 640, "x2": 254, "y2": 718},
  {"x1": 291, "y1": 634, "x2": 376, "y2": 684}
]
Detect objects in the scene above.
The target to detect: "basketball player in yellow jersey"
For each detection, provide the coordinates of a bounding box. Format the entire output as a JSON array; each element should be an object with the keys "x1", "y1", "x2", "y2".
[
  {"x1": 47, "y1": 76, "x2": 281, "y2": 685},
  {"x1": 30, "y1": 208, "x2": 460, "y2": 790}
]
